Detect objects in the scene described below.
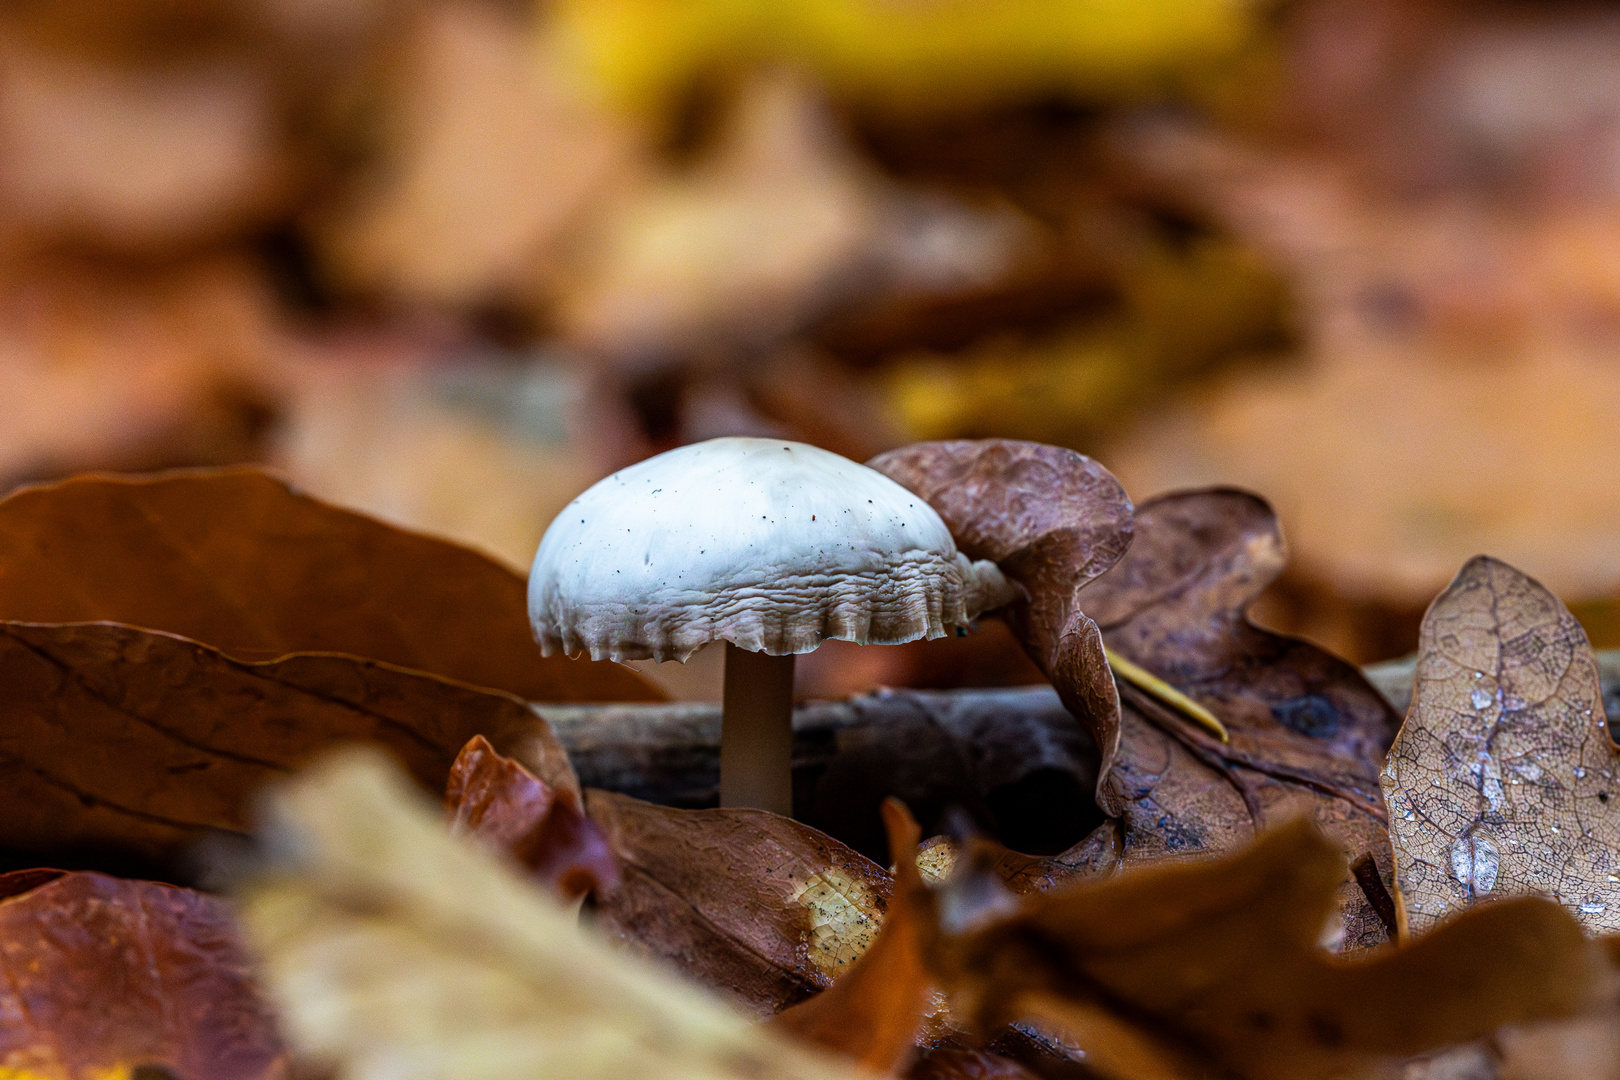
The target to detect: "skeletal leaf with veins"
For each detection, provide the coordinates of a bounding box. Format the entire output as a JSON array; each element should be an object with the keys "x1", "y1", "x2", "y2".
[{"x1": 1384, "y1": 555, "x2": 1620, "y2": 934}]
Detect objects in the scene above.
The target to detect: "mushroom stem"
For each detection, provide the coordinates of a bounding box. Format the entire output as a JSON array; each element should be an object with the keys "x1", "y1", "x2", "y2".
[{"x1": 720, "y1": 643, "x2": 796, "y2": 814}]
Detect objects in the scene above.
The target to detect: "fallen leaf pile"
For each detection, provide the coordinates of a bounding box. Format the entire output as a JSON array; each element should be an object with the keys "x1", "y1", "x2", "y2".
[{"x1": 7, "y1": 444, "x2": 1620, "y2": 1080}]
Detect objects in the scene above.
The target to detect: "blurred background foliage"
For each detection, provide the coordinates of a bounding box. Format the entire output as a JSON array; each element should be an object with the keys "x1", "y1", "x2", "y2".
[{"x1": 6, "y1": 0, "x2": 1620, "y2": 697}]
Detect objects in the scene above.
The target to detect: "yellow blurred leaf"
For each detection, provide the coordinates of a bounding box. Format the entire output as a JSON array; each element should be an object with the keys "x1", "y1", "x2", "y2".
[
  {"x1": 556, "y1": 0, "x2": 1265, "y2": 114},
  {"x1": 237, "y1": 748, "x2": 865, "y2": 1080}
]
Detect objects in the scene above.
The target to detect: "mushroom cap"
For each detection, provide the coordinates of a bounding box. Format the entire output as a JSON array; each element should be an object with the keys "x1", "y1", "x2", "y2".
[{"x1": 529, "y1": 437, "x2": 1019, "y2": 662}]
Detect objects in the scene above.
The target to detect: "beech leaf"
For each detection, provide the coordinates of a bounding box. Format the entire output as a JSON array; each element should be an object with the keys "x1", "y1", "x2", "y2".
[
  {"x1": 234, "y1": 748, "x2": 862, "y2": 1080},
  {"x1": 0, "y1": 869, "x2": 284, "y2": 1080},
  {"x1": 0, "y1": 469, "x2": 659, "y2": 702},
  {"x1": 585, "y1": 790, "x2": 894, "y2": 1015},
  {"x1": 444, "y1": 734, "x2": 619, "y2": 900},
  {"x1": 0, "y1": 620, "x2": 576, "y2": 863},
  {"x1": 1384, "y1": 555, "x2": 1620, "y2": 934}
]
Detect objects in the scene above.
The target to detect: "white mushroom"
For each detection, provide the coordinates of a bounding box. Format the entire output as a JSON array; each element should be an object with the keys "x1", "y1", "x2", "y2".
[{"x1": 528, "y1": 436, "x2": 1019, "y2": 815}]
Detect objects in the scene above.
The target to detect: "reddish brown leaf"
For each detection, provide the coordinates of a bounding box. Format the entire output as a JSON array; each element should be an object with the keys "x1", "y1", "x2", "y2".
[
  {"x1": 445, "y1": 734, "x2": 619, "y2": 900},
  {"x1": 1084, "y1": 490, "x2": 1401, "y2": 803},
  {"x1": 868, "y1": 439, "x2": 1133, "y2": 801},
  {"x1": 1077, "y1": 489, "x2": 1405, "y2": 948},
  {"x1": 585, "y1": 790, "x2": 893, "y2": 1016},
  {"x1": 0, "y1": 870, "x2": 285, "y2": 1080},
  {"x1": 773, "y1": 800, "x2": 933, "y2": 1073},
  {"x1": 0, "y1": 468, "x2": 660, "y2": 702},
  {"x1": 0, "y1": 620, "x2": 576, "y2": 863},
  {"x1": 914, "y1": 818, "x2": 1601, "y2": 1080}
]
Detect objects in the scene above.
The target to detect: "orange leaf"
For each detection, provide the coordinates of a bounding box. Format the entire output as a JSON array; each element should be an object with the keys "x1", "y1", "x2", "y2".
[
  {"x1": 0, "y1": 870, "x2": 284, "y2": 1080},
  {"x1": 446, "y1": 734, "x2": 620, "y2": 899}
]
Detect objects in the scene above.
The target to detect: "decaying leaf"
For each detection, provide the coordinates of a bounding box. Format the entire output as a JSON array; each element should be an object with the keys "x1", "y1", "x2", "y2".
[
  {"x1": 1080, "y1": 489, "x2": 1405, "y2": 947},
  {"x1": 445, "y1": 735, "x2": 619, "y2": 900},
  {"x1": 586, "y1": 790, "x2": 893, "y2": 1016},
  {"x1": 1384, "y1": 555, "x2": 1620, "y2": 935},
  {"x1": 896, "y1": 815, "x2": 1602, "y2": 1080},
  {"x1": 867, "y1": 439, "x2": 1134, "y2": 790},
  {"x1": 0, "y1": 468, "x2": 659, "y2": 703},
  {"x1": 0, "y1": 869, "x2": 285, "y2": 1080},
  {"x1": 772, "y1": 800, "x2": 934, "y2": 1074},
  {"x1": 235, "y1": 747, "x2": 861, "y2": 1080},
  {"x1": 874, "y1": 440, "x2": 1404, "y2": 948},
  {"x1": 0, "y1": 620, "x2": 576, "y2": 863}
]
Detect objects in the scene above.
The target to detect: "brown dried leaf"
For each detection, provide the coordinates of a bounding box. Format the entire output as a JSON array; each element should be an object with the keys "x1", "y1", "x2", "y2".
[
  {"x1": 1084, "y1": 490, "x2": 1402, "y2": 801},
  {"x1": 235, "y1": 748, "x2": 863, "y2": 1080},
  {"x1": 773, "y1": 800, "x2": 933, "y2": 1074},
  {"x1": 1081, "y1": 489, "x2": 1405, "y2": 949},
  {"x1": 1384, "y1": 555, "x2": 1620, "y2": 935},
  {"x1": 445, "y1": 734, "x2": 619, "y2": 900},
  {"x1": 867, "y1": 439, "x2": 1134, "y2": 794},
  {"x1": 904, "y1": 817, "x2": 1601, "y2": 1080},
  {"x1": 585, "y1": 790, "x2": 893, "y2": 1016},
  {"x1": 0, "y1": 468, "x2": 660, "y2": 702},
  {"x1": 0, "y1": 620, "x2": 576, "y2": 863},
  {"x1": 0, "y1": 869, "x2": 285, "y2": 1080},
  {"x1": 872, "y1": 443, "x2": 1401, "y2": 947}
]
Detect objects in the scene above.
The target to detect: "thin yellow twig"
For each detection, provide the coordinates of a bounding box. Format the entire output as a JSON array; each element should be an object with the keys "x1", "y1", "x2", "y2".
[{"x1": 1104, "y1": 647, "x2": 1231, "y2": 743}]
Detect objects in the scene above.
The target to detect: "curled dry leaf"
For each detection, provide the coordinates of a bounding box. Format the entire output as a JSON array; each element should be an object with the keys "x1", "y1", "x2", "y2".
[
  {"x1": 445, "y1": 734, "x2": 619, "y2": 900},
  {"x1": 235, "y1": 748, "x2": 861, "y2": 1080},
  {"x1": 0, "y1": 620, "x2": 576, "y2": 863},
  {"x1": 872, "y1": 442, "x2": 1402, "y2": 947},
  {"x1": 0, "y1": 468, "x2": 659, "y2": 702},
  {"x1": 895, "y1": 816, "x2": 1601, "y2": 1080},
  {"x1": 0, "y1": 869, "x2": 285, "y2": 1080},
  {"x1": 867, "y1": 440, "x2": 1134, "y2": 792},
  {"x1": 1384, "y1": 556, "x2": 1620, "y2": 935},
  {"x1": 772, "y1": 800, "x2": 934, "y2": 1074},
  {"x1": 1081, "y1": 489, "x2": 1405, "y2": 948},
  {"x1": 585, "y1": 790, "x2": 893, "y2": 1016}
]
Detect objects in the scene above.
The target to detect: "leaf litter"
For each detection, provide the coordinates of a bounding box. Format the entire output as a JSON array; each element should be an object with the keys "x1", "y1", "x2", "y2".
[
  {"x1": 2, "y1": 443, "x2": 1620, "y2": 1079},
  {"x1": 444, "y1": 735, "x2": 619, "y2": 902},
  {"x1": 873, "y1": 439, "x2": 1404, "y2": 949}
]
